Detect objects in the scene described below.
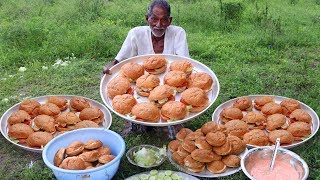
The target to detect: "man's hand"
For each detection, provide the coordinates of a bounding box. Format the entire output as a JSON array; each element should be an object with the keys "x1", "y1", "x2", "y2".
[{"x1": 103, "y1": 59, "x2": 119, "y2": 74}]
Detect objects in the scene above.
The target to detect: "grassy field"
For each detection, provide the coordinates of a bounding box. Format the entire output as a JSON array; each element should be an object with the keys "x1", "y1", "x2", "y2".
[{"x1": 0, "y1": 0, "x2": 319, "y2": 179}]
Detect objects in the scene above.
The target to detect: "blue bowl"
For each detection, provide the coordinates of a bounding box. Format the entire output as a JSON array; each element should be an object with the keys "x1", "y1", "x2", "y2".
[{"x1": 42, "y1": 128, "x2": 125, "y2": 180}]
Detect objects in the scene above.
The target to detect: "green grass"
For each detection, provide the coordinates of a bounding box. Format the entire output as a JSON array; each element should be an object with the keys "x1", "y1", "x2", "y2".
[{"x1": 0, "y1": 0, "x2": 320, "y2": 179}]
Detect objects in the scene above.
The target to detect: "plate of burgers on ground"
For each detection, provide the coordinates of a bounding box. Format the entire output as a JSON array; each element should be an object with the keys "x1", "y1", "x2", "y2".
[
  {"x1": 211, "y1": 95, "x2": 319, "y2": 149},
  {"x1": 0, "y1": 95, "x2": 112, "y2": 153},
  {"x1": 100, "y1": 54, "x2": 220, "y2": 126}
]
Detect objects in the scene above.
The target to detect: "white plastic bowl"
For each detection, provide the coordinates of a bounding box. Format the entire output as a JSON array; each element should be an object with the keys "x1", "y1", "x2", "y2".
[{"x1": 42, "y1": 128, "x2": 125, "y2": 180}]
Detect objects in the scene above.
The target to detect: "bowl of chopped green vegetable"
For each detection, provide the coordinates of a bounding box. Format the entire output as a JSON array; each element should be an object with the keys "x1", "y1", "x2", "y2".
[{"x1": 126, "y1": 144, "x2": 166, "y2": 168}]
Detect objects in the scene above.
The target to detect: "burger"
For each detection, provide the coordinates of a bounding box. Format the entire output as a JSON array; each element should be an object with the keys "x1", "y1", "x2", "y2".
[
  {"x1": 55, "y1": 112, "x2": 81, "y2": 131},
  {"x1": 266, "y1": 113, "x2": 288, "y2": 131},
  {"x1": 143, "y1": 55, "x2": 167, "y2": 75},
  {"x1": 225, "y1": 120, "x2": 249, "y2": 138},
  {"x1": 201, "y1": 121, "x2": 224, "y2": 135},
  {"x1": 69, "y1": 97, "x2": 91, "y2": 112},
  {"x1": 183, "y1": 155, "x2": 205, "y2": 173},
  {"x1": 232, "y1": 97, "x2": 252, "y2": 111},
  {"x1": 79, "y1": 107, "x2": 104, "y2": 124},
  {"x1": 289, "y1": 109, "x2": 312, "y2": 123},
  {"x1": 33, "y1": 114, "x2": 56, "y2": 133},
  {"x1": 135, "y1": 74, "x2": 160, "y2": 97},
  {"x1": 287, "y1": 122, "x2": 311, "y2": 140},
  {"x1": 207, "y1": 160, "x2": 227, "y2": 174},
  {"x1": 180, "y1": 87, "x2": 209, "y2": 113},
  {"x1": 184, "y1": 131, "x2": 204, "y2": 141},
  {"x1": 268, "y1": 130, "x2": 294, "y2": 145},
  {"x1": 169, "y1": 60, "x2": 193, "y2": 75},
  {"x1": 47, "y1": 96, "x2": 68, "y2": 111},
  {"x1": 181, "y1": 140, "x2": 196, "y2": 153},
  {"x1": 107, "y1": 76, "x2": 133, "y2": 99},
  {"x1": 261, "y1": 102, "x2": 283, "y2": 116},
  {"x1": 112, "y1": 94, "x2": 137, "y2": 115},
  {"x1": 194, "y1": 136, "x2": 212, "y2": 150},
  {"x1": 119, "y1": 62, "x2": 144, "y2": 82},
  {"x1": 187, "y1": 72, "x2": 213, "y2": 93},
  {"x1": 243, "y1": 129, "x2": 269, "y2": 146},
  {"x1": 149, "y1": 85, "x2": 175, "y2": 107},
  {"x1": 222, "y1": 155, "x2": 240, "y2": 168},
  {"x1": 212, "y1": 140, "x2": 232, "y2": 156},
  {"x1": 171, "y1": 151, "x2": 185, "y2": 165},
  {"x1": 160, "y1": 101, "x2": 188, "y2": 121},
  {"x1": 280, "y1": 98, "x2": 301, "y2": 117},
  {"x1": 54, "y1": 148, "x2": 66, "y2": 166},
  {"x1": 168, "y1": 139, "x2": 181, "y2": 152},
  {"x1": 84, "y1": 139, "x2": 103, "y2": 150},
  {"x1": 97, "y1": 146, "x2": 111, "y2": 156},
  {"x1": 39, "y1": 103, "x2": 61, "y2": 117},
  {"x1": 131, "y1": 102, "x2": 160, "y2": 122},
  {"x1": 8, "y1": 110, "x2": 31, "y2": 125},
  {"x1": 227, "y1": 135, "x2": 246, "y2": 155},
  {"x1": 242, "y1": 111, "x2": 267, "y2": 129},
  {"x1": 177, "y1": 145, "x2": 190, "y2": 158},
  {"x1": 219, "y1": 107, "x2": 243, "y2": 123},
  {"x1": 74, "y1": 120, "x2": 100, "y2": 129},
  {"x1": 175, "y1": 128, "x2": 193, "y2": 141},
  {"x1": 98, "y1": 155, "x2": 115, "y2": 164},
  {"x1": 79, "y1": 150, "x2": 99, "y2": 162},
  {"x1": 206, "y1": 131, "x2": 226, "y2": 147},
  {"x1": 191, "y1": 149, "x2": 217, "y2": 163},
  {"x1": 59, "y1": 157, "x2": 86, "y2": 170},
  {"x1": 66, "y1": 141, "x2": 85, "y2": 156},
  {"x1": 8, "y1": 123, "x2": 34, "y2": 143},
  {"x1": 164, "y1": 70, "x2": 188, "y2": 92},
  {"x1": 254, "y1": 96, "x2": 275, "y2": 110},
  {"x1": 19, "y1": 99, "x2": 41, "y2": 118},
  {"x1": 26, "y1": 131, "x2": 53, "y2": 148}
]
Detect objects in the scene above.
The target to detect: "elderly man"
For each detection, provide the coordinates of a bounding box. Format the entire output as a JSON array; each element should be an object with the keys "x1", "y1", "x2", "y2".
[{"x1": 103, "y1": 0, "x2": 189, "y2": 74}]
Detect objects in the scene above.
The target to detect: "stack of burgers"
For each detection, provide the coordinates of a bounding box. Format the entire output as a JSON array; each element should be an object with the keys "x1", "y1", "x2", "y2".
[
  {"x1": 107, "y1": 55, "x2": 214, "y2": 123},
  {"x1": 7, "y1": 96, "x2": 105, "y2": 148},
  {"x1": 54, "y1": 139, "x2": 115, "y2": 170},
  {"x1": 219, "y1": 96, "x2": 312, "y2": 146},
  {"x1": 168, "y1": 122, "x2": 246, "y2": 174}
]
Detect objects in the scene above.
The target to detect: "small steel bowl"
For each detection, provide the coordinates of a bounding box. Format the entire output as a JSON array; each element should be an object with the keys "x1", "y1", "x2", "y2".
[
  {"x1": 241, "y1": 146, "x2": 309, "y2": 180},
  {"x1": 126, "y1": 144, "x2": 166, "y2": 168}
]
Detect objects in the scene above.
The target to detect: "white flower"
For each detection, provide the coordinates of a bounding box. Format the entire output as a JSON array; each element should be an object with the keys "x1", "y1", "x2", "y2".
[
  {"x1": 1, "y1": 78, "x2": 6, "y2": 81},
  {"x1": 2, "y1": 98, "x2": 9, "y2": 102},
  {"x1": 9, "y1": 75, "x2": 14, "y2": 78},
  {"x1": 61, "y1": 61, "x2": 70, "y2": 66},
  {"x1": 28, "y1": 161, "x2": 34, "y2": 168},
  {"x1": 42, "y1": 66, "x2": 48, "y2": 70},
  {"x1": 18, "y1": 67, "x2": 27, "y2": 72},
  {"x1": 53, "y1": 59, "x2": 63, "y2": 67}
]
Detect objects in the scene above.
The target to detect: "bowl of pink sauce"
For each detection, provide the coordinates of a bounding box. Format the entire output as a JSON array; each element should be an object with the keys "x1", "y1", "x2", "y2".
[{"x1": 241, "y1": 146, "x2": 309, "y2": 180}]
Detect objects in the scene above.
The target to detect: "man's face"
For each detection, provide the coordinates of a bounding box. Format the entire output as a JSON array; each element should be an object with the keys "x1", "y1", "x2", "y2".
[{"x1": 146, "y1": 6, "x2": 172, "y2": 37}]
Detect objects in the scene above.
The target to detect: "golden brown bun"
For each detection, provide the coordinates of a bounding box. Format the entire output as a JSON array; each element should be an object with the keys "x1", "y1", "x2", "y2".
[
  {"x1": 171, "y1": 151, "x2": 185, "y2": 165},
  {"x1": 242, "y1": 111, "x2": 266, "y2": 125},
  {"x1": 107, "y1": 76, "x2": 132, "y2": 99},
  {"x1": 185, "y1": 131, "x2": 204, "y2": 141},
  {"x1": 143, "y1": 55, "x2": 167, "y2": 74},
  {"x1": 220, "y1": 107, "x2": 243, "y2": 123},
  {"x1": 180, "y1": 87, "x2": 208, "y2": 112},
  {"x1": 26, "y1": 131, "x2": 53, "y2": 147},
  {"x1": 98, "y1": 155, "x2": 115, "y2": 164},
  {"x1": 19, "y1": 99, "x2": 41, "y2": 118},
  {"x1": 222, "y1": 155, "x2": 240, "y2": 167},
  {"x1": 227, "y1": 135, "x2": 246, "y2": 155},
  {"x1": 8, "y1": 110, "x2": 31, "y2": 125},
  {"x1": 131, "y1": 102, "x2": 160, "y2": 122},
  {"x1": 66, "y1": 141, "x2": 85, "y2": 156},
  {"x1": 280, "y1": 98, "x2": 301, "y2": 117},
  {"x1": 268, "y1": 130, "x2": 294, "y2": 145},
  {"x1": 164, "y1": 71, "x2": 187, "y2": 92},
  {"x1": 136, "y1": 74, "x2": 160, "y2": 96},
  {"x1": 59, "y1": 157, "x2": 86, "y2": 170},
  {"x1": 206, "y1": 131, "x2": 226, "y2": 147},
  {"x1": 287, "y1": 122, "x2": 311, "y2": 137},
  {"x1": 8, "y1": 123, "x2": 34, "y2": 139},
  {"x1": 183, "y1": 155, "x2": 205, "y2": 169},
  {"x1": 34, "y1": 115, "x2": 56, "y2": 133},
  {"x1": 254, "y1": 96, "x2": 275, "y2": 110},
  {"x1": 181, "y1": 140, "x2": 196, "y2": 153},
  {"x1": 112, "y1": 94, "x2": 137, "y2": 114},
  {"x1": 243, "y1": 129, "x2": 269, "y2": 146},
  {"x1": 69, "y1": 97, "x2": 91, "y2": 112},
  {"x1": 56, "y1": 112, "x2": 80, "y2": 127},
  {"x1": 149, "y1": 85, "x2": 175, "y2": 101},
  {"x1": 177, "y1": 145, "x2": 190, "y2": 158},
  {"x1": 168, "y1": 139, "x2": 181, "y2": 152},
  {"x1": 261, "y1": 102, "x2": 283, "y2": 115},
  {"x1": 169, "y1": 60, "x2": 193, "y2": 75},
  {"x1": 289, "y1": 109, "x2": 312, "y2": 123},
  {"x1": 225, "y1": 120, "x2": 249, "y2": 138},
  {"x1": 212, "y1": 140, "x2": 232, "y2": 156},
  {"x1": 39, "y1": 103, "x2": 61, "y2": 117},
  {"x1": 79, "y1": 108, "x2": 104, "y2": 124},
  {"x1": 185, "y1": 165, "x2": 205, "y2": 173},
  {"x1": 233, "y1": 97, "x2": 252, "y2": 111},
  {"x1": 47, "y1": 96, "x2": 68, "y2": 111},
  {"x1": 84, "y1": 162, "x2": 94, "y2": 169},
  {"x1": 195, "y1": 136, "x2": 212, "y2": 150},
  {"x1": 266, "y1": 114, "x2": 287, "y2": 131},
  {"x1": 207, "y1": 160, "x2": 227, "y2": 174},
  {"x1": 79, "y1": 150, "x2": 99, "y2": 162},
  {"x1": 161, "y1": 101, "x2": 187, "y2": 120},
  {"x1": 187, "y1": 72, "x2": 213, "y2": 93},
  {"x1": 120, "y1": 62, "x2": 144, "y2": 82},
  {"x1": 74, "y1": 120, "x2": 99, "y2": 129},
  {"x1": 54, "y1": 148, "x2": 66, "y2": 166},
  {"x1": 200, "y1": 122, "x2": 219, "y2": 135},
  {"x1": 84, "y1": 139, "x2": 103, "y2": 150},
  {"x1": 97, "y1": 146, "x2": 111, "y2": 156},
  {"x1": 176, "y1": 128, "x2": 193, "y2": 141},
  {"x1": 191, "y1": 149, "x2": 218, "y2": 163}
]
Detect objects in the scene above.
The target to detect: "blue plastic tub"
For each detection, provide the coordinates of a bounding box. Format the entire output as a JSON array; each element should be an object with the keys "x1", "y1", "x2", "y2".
[{"x1": 42, "y1": 128, "x2": 125, "y2": 180}]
